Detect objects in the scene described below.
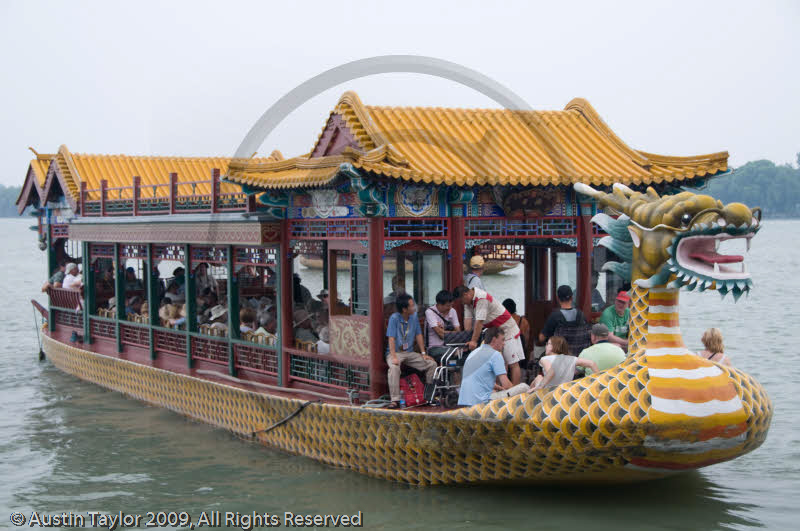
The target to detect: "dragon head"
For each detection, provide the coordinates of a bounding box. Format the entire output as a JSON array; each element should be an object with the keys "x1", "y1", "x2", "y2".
[{"x1": 575, "y1": 183, "x2": 761, "y2": 300}]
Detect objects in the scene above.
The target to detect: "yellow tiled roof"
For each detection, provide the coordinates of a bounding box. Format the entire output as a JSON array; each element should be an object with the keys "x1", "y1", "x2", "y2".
[
  {"x1": 51, "y1": 145, "x2": 274, "y2": 201},
  {"x1": 28, "y1": 148, "x2": 55, "y2": 187},
  {"x1": 226, "y1": 91, "x2": 728, "y2": 189}
]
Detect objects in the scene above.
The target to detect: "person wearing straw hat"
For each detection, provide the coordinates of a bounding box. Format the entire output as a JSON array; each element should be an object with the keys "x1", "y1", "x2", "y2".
[{"x1": 464, "y1": 255, "x2": 486, "y2": 291}]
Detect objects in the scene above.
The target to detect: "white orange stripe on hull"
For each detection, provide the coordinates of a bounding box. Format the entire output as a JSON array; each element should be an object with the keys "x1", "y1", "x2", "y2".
[{"x1": 650, "y1": 396, "x2": 744, "y2": 417}]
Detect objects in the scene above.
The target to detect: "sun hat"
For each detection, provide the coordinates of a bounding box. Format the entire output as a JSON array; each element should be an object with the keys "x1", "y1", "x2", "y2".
[
  {"x1": 616, "y1": 291, "x2": 631, "y2": 303},
  {"x1": 469, "y1": 256, "x2": 485, "y2": 269},
  {"x1": 65, "y1": 263, "x2": 78, "y2": 273},
  {"x1": 318, "y1": 289, "x2": 329, "y2": 298},
  {"x1": 209, "y1": 305, "x2": 227, "y2": 321}
]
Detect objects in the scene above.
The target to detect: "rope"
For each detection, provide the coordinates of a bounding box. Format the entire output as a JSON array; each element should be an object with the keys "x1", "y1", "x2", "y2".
[
  {"x1": 31, "y1": 304, "x2": 43, "y2": 361},
  {"x1": 251, "y1": 399, "x2": 320, "y2": 437}
]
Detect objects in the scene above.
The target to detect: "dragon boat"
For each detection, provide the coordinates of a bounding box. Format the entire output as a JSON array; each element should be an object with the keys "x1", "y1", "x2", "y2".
[{"x1": 19, "y1": 91, "x2": 771, "y2": 485}]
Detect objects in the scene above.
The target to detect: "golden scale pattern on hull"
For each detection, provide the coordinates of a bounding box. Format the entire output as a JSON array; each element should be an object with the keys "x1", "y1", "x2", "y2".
[{"x1": 42, "y1": 334, "x2": 771, "y2": 485}]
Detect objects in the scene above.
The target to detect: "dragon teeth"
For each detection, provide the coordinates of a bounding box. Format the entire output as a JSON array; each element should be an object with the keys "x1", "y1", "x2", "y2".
[
  {"x1": 746, "y1": 238, "x2": 751, "y2": 252},
  {"x1": 714, "y1": 262, "x2": 720, "y2": 274},
  {"x1": 715, "y1": 240, "x2": 720, "y2": 252}
]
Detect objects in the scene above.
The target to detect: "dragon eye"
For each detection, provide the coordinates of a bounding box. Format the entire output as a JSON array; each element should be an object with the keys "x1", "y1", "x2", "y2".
[{"x1": 680, "y1": 213, "x2": 692, "y2": 227}]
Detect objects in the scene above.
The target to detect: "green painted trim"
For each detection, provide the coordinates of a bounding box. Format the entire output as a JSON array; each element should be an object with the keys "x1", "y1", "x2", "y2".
[
  {"x1": 146, "y1": 244, "x2": 158, "y2": 360},
  {"x1": 114, "y1": 243, "x2": 124, "y2": 353},
  {"x1": 46, "y1": 209, "x2": 56, "y2": 332},
  {"x1": 184, "y1": 244, "x2": 193, "y2": 369},
  {"x1": 82, "y1": 241, "x2": 92, "y2": 344}
]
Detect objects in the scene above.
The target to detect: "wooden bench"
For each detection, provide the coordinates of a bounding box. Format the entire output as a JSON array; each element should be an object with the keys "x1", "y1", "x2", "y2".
[{"x1": 46, "y1": 287, "x2": 83, "y2": 311}]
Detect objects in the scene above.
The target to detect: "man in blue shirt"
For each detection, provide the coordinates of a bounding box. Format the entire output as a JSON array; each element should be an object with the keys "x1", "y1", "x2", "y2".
[
  {"x1": 458, "y1": 327, "x2": 514, "y2": 406},
  {"x1": 386, "y1": 293, "x2": 437, "y2": 408}
]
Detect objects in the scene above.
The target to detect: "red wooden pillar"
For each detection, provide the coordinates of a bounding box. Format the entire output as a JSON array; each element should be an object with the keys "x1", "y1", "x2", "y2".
[
  {"x1": 169, "y1": 172, "x2": 178, "y2": 214},
  {"x1": 448, "y1": 216, "x2": 466, "y2": 290},
  {"x1": 279, "y1": 219, "x2": 292, "y2": 387},
  {"x1": 524, "y1": 246, "x2": 535, "y2": 318},
  {"x1": 246, "y1": 193, "x2": 256, "y2": 213},
  {"x1": 100, "y1": 179, "x2": 107, "y2": 217},
  {"x1": 367, "y1": 217, "x2": 386, "y2": 399},
  {"x1": 210, "y1": 168, "x2": 220, "y2": 214},
  {"x1": 538, "y1": 247, "x2": 550, "y2": 301},
  {"x1": 576, "y1": 215, "x2": 593, "y2": 317},
  {"x1": 132, "y1": 176, "x2": 140, "y2": 216}
]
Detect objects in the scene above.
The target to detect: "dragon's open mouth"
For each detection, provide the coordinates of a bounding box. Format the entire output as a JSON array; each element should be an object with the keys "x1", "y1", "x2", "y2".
[
  {"x1": 677, "y1": 234, "x2": 751, "y2": 280},
  {"x1": 667, "y1": 220, "x2": 758, "y2": 298}
]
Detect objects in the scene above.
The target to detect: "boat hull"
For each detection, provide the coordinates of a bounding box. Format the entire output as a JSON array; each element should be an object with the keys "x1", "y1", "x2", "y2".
[{"x1": 41, "y1": 334, "x2": 771, "y2": 485}]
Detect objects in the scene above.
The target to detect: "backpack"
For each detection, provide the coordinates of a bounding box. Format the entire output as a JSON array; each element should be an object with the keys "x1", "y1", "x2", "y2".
[
  {"x1": 554, "y1": 320, "x2": 592, "y2": 357},
  {"x1": 400, "y1": 373, "x2": 426, "y2": 407}
]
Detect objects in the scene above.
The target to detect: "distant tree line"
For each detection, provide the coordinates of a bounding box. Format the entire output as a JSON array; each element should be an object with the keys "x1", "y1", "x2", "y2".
[
  {"x1": 701, "y1": 153, "x2": 800, "y2": 218},
  {"x1": 1, "y1": 154, "x2": 799, "y2": 217},
  {"x1": 0, "y1": 185, "x2": 22, "y2": 217}
]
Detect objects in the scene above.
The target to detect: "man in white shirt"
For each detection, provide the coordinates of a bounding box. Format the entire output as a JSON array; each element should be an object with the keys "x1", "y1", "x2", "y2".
[
  {"x1": 425, "y1": 290, "x2": 461, "y2": 361},
  {"x1": 454, "y1": 285, "x2": 524, "y2": 385},
  {"x1": 62, "y1": 263, "x2": 83, "y2": 291}
]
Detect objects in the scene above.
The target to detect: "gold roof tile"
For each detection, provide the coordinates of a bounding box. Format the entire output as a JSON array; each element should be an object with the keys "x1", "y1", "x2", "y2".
[{"x1": 226, "y1": 91, "x2": 728, "y2": 189}]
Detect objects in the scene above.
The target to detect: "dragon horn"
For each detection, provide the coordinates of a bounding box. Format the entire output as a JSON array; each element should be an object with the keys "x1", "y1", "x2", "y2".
[
  {"x1": 573, "y1": 182, "x2": 602, "y2": 198},
  {"x1": 612, "y1": 183, "x2": 635, "y2": 196},
  {"x1": 646, "y1": 186, "x2": 661, "y2": 200}
]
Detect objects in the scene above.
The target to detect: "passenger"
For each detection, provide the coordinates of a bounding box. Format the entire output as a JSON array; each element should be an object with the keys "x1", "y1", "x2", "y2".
[
  {"x1": 599, "y1": 290, "x2": 630, "y2": 352},
  {"x1": 124, "y1": 267, "x2": 142, "y2": 291},
  {"x1": 172, "y1": 267, "x2": 186, "y2": 292},
  {"x1": 531, "y1": 336, "x2": 599, "y2": 391},
  {"x1": 464, "y1": 255, "x2": 486, "y2": 290},
  {"x1": 424, "y1": 289, "x2": 461, "y2": 361},
  {"x1": 539, "y1": 285, "x2": 586, "y2": 343},
  {"x1": 578, "y1": 324, "x2": 626, "y2": 375},
  {"x1": 385, "y1": 293, "x2": 437, "y2": 408},
  {"x1": 240, "y1": 307, "x2": 256, "y2": 333},
  {"x1": 293, "y1": 273, "x2": 313, "y2": 309},
  {"x1": 382, "y1": 275, "x2": 407, "y2": 306},
  {"x1": 62, "y1": 263, "x2": 83, "y2": 291},
  {"x1": 194, "y1": 262, "x2": 218, "y2": 296},
  {"x1": 207, "y1": 305, "x2": 228, "y2": 333},
  {"x1": 125, "y1": 296, "x2": 143, "y2": 318},
  {"x1": 42, "y1": 263, "x2": 66, "y2": 291},
  {"x1": 163, "y1": 281, "x2": 185, "y2": 304},
  {"x1": 293, "y1": 309, "x2": 318, "y2": 343},
  {"x1": 502, "y1": 298, "x2": 531, "y2": 358},
  {"x1": 591, "y1": 271, "x2": 606, "y2": 311},
  {"x1": 698, "y1": 328, "x2": 732, "y2": 366},
  {"x1": 458, "y1": 327, "x2": 523, "y2": 406},
  {"x1": 309, "y1": 289, "x2": 330, "y2": 333},
  {"x1": 316, "y1": 326, "x2": 331, "y2": 354},
  {"x1": 454, "y1": 285, "x2": 524, "y2": 385}
]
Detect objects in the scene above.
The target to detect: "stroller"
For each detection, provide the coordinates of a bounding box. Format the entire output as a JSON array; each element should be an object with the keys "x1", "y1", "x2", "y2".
[{"x1": 427, "y1": 329, "x2": 480, "y2": 408}]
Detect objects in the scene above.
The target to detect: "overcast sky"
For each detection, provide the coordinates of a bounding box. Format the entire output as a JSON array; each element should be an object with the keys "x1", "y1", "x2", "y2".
[{"x1": 1, "y1": 0, "x2": 797, "y2": 186}]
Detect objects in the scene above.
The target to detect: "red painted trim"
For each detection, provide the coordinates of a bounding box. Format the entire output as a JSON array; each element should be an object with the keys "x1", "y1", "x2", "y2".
[
  {"x1": 577, "y1": 215, "x2": 593, "y2": 316},
  {"x1": 169, "y1": 172, "x2": 178, "y2": 215},
  {"x1": 16, "y1": 166, "x2": 43, "y2": 215},
  {"x1": 367, "y1": 217, "x2": 386, "y2": 399},
  {"x1": 100, "y1": 180, "x2": 107, "y2": 217},
  {"x1": 210, "y1": 169, "x2": 220, "y2": 214},
  {"x1": 132, "y1": 176, "x2": 140, "y2": 216},
  {"x1": 448, "y1": 216, "x2": 465, "y2": 291}
]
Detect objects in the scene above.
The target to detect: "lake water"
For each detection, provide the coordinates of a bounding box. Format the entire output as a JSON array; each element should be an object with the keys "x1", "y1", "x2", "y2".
[{"x1": 1, "y1": 217, "x2": 798, "y2": 530}]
